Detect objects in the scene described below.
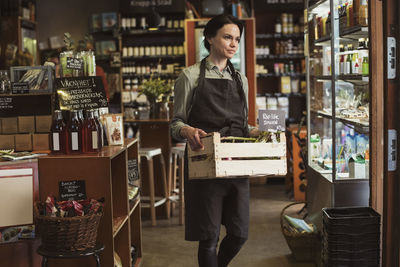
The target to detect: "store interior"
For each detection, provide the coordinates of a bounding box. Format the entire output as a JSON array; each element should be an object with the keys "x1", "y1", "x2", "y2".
[{"x1": 0, "y1": 0, "x2": 398, "y2": 266}]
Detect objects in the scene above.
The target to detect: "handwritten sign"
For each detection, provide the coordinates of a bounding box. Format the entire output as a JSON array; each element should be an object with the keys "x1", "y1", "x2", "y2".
[
  {"x1": 258, "y1": 109, "x2": 286, "y2": 132},
  {"x1": 11, "y1": 82, "x2": 29, "y2": 94},
  {"x1": 66, "y1": 57, "x2": 83, "y2": 70},
  {"x1": 0, "y1": 97, "x2": 13, "y2": 110},
  {"x1": 59, "y1": 180, "x2": 86, "y2": 201},
  {"x1": 55, "y1": 77, "x2": 108, "y2": 111}
]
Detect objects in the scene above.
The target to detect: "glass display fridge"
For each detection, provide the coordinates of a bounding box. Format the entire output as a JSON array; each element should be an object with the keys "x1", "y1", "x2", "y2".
[{"x1": 305, "y1": 0, "x2": 371, "y2": 227}]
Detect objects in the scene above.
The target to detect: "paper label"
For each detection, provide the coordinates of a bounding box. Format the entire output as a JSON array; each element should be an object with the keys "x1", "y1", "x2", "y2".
[
  {"x1": 71, "y1": 132, "x2": 79, "y2": 150},
  {"x1": 92, "y1": 131, "x2": 98, "y2": 149},
  {"x1": 52, "y1": 133, "x2": 60, "y2": 151}
]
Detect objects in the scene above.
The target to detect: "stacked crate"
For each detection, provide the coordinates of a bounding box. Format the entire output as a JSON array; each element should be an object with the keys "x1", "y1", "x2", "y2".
[{"x1": 322, "y1": 207, "x2": 380, "y2": 267}]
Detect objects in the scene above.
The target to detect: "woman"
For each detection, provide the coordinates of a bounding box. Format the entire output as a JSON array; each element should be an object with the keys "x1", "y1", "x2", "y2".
[{"x1": 170, "y1": 15, "x2": 259, "y2": 267}]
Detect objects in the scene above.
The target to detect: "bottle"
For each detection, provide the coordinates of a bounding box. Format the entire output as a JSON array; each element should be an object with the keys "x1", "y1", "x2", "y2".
[
  {"x1": 51, "y1": 110, "x2": 68, "y2": 154},
  {"x1": 83, "y1": 110, "x2": 100, "y2": 153},
  {"x1": 275, "y1": 17, "x2": 282, "y2": 34},
  {"x1": 0, "y1": 71, "x2": 11, "y2": 94},
  {"x1": 362, "y1": 56, "x2": 369, "y2": 75},
  {"x1": 67, "y1": 110, "x2": 82, "y2": 154},
  {"x1": 358, "y1": 0, "x2": 368, "y2": 26},
  {"x1": 339, "y1": 45, "x2": 345, "y2": 74},
  {"x1": 352, "y1": 52, "x2": 359, "y2": 74},
  {"x1": 345, "y1": 52, "x2": 352, "y2": 75}
]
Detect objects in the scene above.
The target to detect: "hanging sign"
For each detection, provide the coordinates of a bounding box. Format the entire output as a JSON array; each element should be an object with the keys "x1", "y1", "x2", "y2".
[
  {"x1": 59, "y1": 180, "x2": 87, "y2": 201},
  {"x1": 55, "y1": 76, "x2": 108, "y2": 111},
  {"x1": 258, "y1": 109, "x2": 286, "y2": 132}
]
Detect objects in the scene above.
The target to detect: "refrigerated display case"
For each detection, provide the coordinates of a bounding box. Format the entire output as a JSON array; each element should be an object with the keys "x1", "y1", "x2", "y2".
[{"x1": 305, "y1": 0, "x2": 372, "y2": 227}]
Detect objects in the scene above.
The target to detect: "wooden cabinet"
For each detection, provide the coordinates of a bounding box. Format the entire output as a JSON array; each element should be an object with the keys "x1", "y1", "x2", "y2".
[{"x1": 38, "y1": 139, "x2": 142, "y2": 267}]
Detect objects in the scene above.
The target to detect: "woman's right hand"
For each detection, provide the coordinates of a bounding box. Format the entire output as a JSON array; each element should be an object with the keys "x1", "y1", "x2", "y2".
[{"x1": 180, "y1": 126, "x2": 207, "y2": 151}]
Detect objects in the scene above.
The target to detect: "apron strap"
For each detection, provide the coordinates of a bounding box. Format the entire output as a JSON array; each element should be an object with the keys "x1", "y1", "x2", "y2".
[{"x1": 187, "y1": 58, "x2": 207, "y2": 121}]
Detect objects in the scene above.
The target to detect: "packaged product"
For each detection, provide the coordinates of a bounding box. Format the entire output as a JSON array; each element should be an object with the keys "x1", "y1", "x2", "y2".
[{"x1": 103, "y1": 113, "x2": 124, "y2": 146}]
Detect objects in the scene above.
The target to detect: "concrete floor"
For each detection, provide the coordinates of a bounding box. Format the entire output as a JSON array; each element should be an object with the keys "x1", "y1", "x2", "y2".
[{"x1": 141, "y1": 180, "x2": 316, "y2": 267}]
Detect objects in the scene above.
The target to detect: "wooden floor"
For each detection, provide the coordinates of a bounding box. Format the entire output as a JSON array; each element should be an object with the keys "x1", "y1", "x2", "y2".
[{"x1": 141, "y1": 179, "x2": 316, "y2": 267}]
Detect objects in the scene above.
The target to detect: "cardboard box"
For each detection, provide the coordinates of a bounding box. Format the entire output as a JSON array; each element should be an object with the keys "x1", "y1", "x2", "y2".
[
  {"x1": 0, "y1": 135, "x2": 15, "y2": 150},
  {"x1": 1, "y1": 117, "x2": 18, "y2": 134},
  {"x1": 32, "y1": 133, "x2": 50, "y2": 151},
  {"x1": 18, "y1": 116, "x2": 35, "y2": 133},
  {"x1": 35, "y1": 115, "x2": 52, "y2": 133},
  {"x1": 188, "y1": 132, "x2": 287, "y2": 179},
  {"x1": 15, "y1": 134, "x2": 32, "y2": 151}
]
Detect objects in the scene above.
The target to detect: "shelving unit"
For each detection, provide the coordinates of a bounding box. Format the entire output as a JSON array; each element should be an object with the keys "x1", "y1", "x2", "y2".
[
  {"x1": 38, "y1": 139, "x2": 142, "y2": 267},
  {"x1": 119, "y1": 12, "x2": 185, "y2": 123},
  {"x1": 306, "y1": 0, "x2": 374, "y2": 229},
  {"x1": 253, "y1": 1, "x2": 306, "y2": 124}
]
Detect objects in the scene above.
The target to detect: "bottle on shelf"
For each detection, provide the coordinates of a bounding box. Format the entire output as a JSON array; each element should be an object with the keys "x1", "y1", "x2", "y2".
[
  {"x1": 362, "y1": 55, "x2": 369, "y2": 75},
  {"x1": 0, "y1": 70, "x2": 11, "y2": 94},
  {"x1": 51, "y1": 110, "x2": 68, "y2": 154},
  {"x1": 83, "y1": 109, "x2": 100, "y2": 153},
  {"x1": 358, "y1": 0, "x2": 368, "y2": 26},
  {"x1": 339, "y1": 45, "x2": 345, "y2": 75},
  {"x1": 67, "y1": 110, "x2": 83, "y2": 154},
  {"x1": 352, "y1": 51, "x2": 359, "y2": 74},
  {"x1": 275, "y1": 17, "x2": 282, "y2": 34}
]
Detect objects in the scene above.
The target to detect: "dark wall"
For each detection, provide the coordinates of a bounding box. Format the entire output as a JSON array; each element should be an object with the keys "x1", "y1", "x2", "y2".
[{"x1": 36, "y1": 0, "x2": 119, "y2": 44}]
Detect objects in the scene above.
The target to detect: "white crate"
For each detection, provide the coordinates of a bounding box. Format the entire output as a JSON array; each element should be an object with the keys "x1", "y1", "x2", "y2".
[{"x1": 188, "y1": 132, "x2": 287, "y2": 179}]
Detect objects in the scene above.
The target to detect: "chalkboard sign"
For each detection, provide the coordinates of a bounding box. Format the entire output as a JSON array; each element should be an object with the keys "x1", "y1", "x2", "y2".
[
  {"x1": 128, "y1": 159, "x2": 139, "y2": 185},
  {"x1": 11, "y1": 82, "x2": 29, "y2": 94},
  {"x1": 55, "y1": 77, "x2": 108, "y2": 111},
  {"x1": 258, "y1": 110, "x2": 286, "y2": 132},
  {"x1": 66, "y1": 57, "x2": 83, "y2": 70},
  {"x1": 0, "y1": 95, "x2": 52, "y2": 117},
  {"x1": 59, "y1": 180, "x2": 86, "y2": 201}
]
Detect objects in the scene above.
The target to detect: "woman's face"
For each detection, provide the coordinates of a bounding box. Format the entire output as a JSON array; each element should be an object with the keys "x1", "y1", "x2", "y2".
[{"x1": 207, "y1": 23, "x2": 241, "y2": 60}]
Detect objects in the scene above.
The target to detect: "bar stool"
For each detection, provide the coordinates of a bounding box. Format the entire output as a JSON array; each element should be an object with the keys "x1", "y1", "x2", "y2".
[
  {"x1": 37, "y1": 244, "x2": 104, "y2": 267},
  {"x1": 139, "y1": 147, "x2": 169, "y2": 226},
  {"x1": 169, "y1": 144, "x2": 185, "y2": 225}
]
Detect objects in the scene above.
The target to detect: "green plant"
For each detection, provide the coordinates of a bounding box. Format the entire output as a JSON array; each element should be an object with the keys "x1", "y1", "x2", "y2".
[{"x1": 138, "y1": 77, "x2": 172, "y2": 103}]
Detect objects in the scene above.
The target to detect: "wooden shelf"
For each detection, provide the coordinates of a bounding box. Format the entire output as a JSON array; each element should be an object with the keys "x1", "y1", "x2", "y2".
[
  {"x1": 129, "y1": 197, "x2": 140, "y2": 216},
  {"x1": 122, "y1": 28, "x2": 184, "y2": 36},
  {"x1": 38, "y1": 139, "x2": 142, "y2": 267},
  {"x1": 256, "y1": 33, "x2": 304, "y2": 39},
  {"x1": 113, "y1": 215, "x2": 129, "y2": 237},
  {"x1": 310, "y1": 109, "x2": 369, "y2": 133},
  {"x1": 122, "y1": 55, "x2": 185, "y2": 60},
  {"x1": 256, "y1": 54, "x2": 305, "y2": 60},
  {"x1": 124, "y1": 118, "x2": 170, "y2": 123}
]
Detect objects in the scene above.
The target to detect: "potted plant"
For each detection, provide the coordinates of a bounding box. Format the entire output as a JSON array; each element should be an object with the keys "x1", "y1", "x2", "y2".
[{"x1": 138, "y1": 76, "x2": 172, "y2": 119}]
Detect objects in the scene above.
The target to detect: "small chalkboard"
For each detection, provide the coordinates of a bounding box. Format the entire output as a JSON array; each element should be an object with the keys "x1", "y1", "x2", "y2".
[
  {"x1": 66, "y1": 57, "x2": 83, "y2": 70},
  {"x1": 59, "y1": 180, "x2": 86, "y2": 201},
  {"x1": 258, "y1": 110, "x2": 286, "y2": 132},
  {"x1": 56, "y1": 76, "x2": 108, "y2": 110},
  {"x1": 128, "y1": 159, "x2": 139, "y2": 185},
  {"x1": 11, "y1": 82, "x2": 29, "y2": 94}
]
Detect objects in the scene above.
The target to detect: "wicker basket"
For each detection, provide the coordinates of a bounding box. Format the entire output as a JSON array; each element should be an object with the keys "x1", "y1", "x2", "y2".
[
  {"x1": 34, "y1": 204, "x2": 102, "y2": 252},
  {"x1": 281, "y1": 202, "x2": 319, "y2": 262}
]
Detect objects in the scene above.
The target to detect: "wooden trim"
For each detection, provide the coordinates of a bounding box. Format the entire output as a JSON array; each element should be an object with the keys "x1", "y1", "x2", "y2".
[{"x1": 382, "y1": 0, "x2": 399, "y2": 266}]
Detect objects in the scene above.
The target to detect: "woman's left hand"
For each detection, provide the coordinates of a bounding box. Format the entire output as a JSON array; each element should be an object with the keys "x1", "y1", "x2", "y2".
[{"x1": 249, "y1": 128, "x2": 261, "y2": 137}]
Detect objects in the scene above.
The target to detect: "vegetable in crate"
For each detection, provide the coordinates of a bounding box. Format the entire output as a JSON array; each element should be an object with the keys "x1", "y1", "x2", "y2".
[{"x1": 221, "y1": 131, "x2": 281, "y2": 143}]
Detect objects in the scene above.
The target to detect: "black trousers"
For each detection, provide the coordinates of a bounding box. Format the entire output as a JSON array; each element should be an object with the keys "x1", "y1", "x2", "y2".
[{"x1": 198, "y1": 233, "x2": 247, "y2": 267}]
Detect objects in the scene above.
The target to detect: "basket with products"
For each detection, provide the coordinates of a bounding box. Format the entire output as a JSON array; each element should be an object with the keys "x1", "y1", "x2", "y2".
[
  {"x1": 34, "y1": 196, "x2": 104, "y2": 252},
  {"x1": 280, "y1": 202, "x2": 319, "y2": 262}
]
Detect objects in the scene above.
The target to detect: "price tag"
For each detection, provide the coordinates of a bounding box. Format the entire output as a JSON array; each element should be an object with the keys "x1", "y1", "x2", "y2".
[
  {"x1": 66, "y1": 57, "x2": 83, "y2": 70},
  {"x1": 11, "y1": 82, "x2": 29, "y2": 94}
]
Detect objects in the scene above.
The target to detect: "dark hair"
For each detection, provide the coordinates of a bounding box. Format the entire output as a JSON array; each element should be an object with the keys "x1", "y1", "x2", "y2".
[{"x1": 203, "y1": 14, "x2": 244, "y2": 52}]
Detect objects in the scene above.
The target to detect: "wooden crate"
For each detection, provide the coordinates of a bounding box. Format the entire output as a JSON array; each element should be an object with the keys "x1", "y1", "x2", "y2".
[{"x1": 188, "y1": 132, "x2": 287, "y2": 179}]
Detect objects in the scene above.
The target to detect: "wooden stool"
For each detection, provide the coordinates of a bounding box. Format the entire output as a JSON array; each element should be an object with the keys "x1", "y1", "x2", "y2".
[
  {"x1": 169, "y1": 145, "x2": 185, "y2": 225},
  {"x1": 36, "y1": 244, "x2": 104, "y2": 267},
  {"x1": 139, "y1": 147, "x2": 170, "y2": 226}
]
